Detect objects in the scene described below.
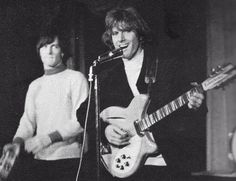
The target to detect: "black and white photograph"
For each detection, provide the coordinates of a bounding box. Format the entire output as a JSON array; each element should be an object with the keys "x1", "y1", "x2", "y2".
[{"x1": 0, "y1": 0, "x2": 236, "y2": 180}]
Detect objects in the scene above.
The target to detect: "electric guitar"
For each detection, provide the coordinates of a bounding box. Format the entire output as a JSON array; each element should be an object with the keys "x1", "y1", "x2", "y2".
[{"x1": 100, "y1": 63, "x2": 236, "y2": 178}]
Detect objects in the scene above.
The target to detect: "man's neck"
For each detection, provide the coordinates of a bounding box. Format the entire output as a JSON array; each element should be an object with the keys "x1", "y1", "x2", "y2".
[
  {"x1": 44, "y1": 63, "x2": 66, "y2": 75},
  {"x1": 123, "y1": 46, "x2": 143, "y2": 62},
  {"x1": 123, "y1": 48, "x2": 144, "y2": 65}
]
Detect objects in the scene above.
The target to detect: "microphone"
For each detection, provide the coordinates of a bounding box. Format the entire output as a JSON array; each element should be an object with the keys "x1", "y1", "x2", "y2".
[{"x1": 97, "y1": 45, "x2": 128, "y2": 63}]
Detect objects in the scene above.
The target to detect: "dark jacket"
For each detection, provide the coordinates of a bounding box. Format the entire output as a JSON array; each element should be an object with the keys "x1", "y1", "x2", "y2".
[{"x1": 97, "y1": 43, "x2": 207, "y2": 175}]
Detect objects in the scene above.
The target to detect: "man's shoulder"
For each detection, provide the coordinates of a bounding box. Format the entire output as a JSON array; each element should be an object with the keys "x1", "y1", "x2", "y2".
[
  {"x1": 27, "y1": 76, "x2": 44, "y2": 91},
  {"x1": 63, "y1": 69, "x2": 86, "y2": 80}
]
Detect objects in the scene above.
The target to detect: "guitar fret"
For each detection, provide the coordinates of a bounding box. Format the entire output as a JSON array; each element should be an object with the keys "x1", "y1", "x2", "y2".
[
  {"x1": 149, "y1": 114, "x2": 155, "y2": 124},
  {"x1": 144, "y1": 117, "x2": 149, "y2": 128},
  {"x1": 143, "y1": 118, "x2": 149, "y2": 129},
  {"x1": 176, "y1": 97, "x2": 180, "y2": 107},
  {"x1": 181, "y1": 96, "x2": 186, "y2": 105},
  {"x1": 147, "y1": 116, "x2": 151, "y2": 126},
  {"x1": 146, "y1": 117, "x2": 151, "y2": 127},
  {"x1": 147, "y1": 116, "x2": 153, "y2": 127},
  {"x1": 171, "y1": 101, "x2": 177, "y2": 111},
  {"x1": 168, "y1": 103, "x2": 173, "y2": 112},
  {"x1": 157, "y1": 111, "x2": 162, "y2": 120},
  {"x1": 184, "y1": 91, "x2": 191, "y2": 103},
  {"x1": 176, "y1": 97, "x2": 181, "y2": 106},
  {"x1": 186, "y1": 91, "x2": 191, "y2": 100},
  {"x1": 153, "y1": 112, "x2": 159, "y2": 122},
  {"x1": 164, "y1": 106, "x2": 169, "y2": 115},
  {"x1": 178, "y1": 96, "x2": 184, "y2": 106},
  {"x1": 141, "y1": 121, "x2": 146, "y2": 130},
  {"x1": 160, "y1": 108, "x2": 165, "y2": 117},
  {"x1": 138, "y1": 85, "x2": 205, "y2": 131},
  {"x1": 166, "y1": 105, "x2": 172, "y2": 114}
]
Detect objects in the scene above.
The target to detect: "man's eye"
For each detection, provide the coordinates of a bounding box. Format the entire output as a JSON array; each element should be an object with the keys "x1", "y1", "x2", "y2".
[
  {"x1": 125, "y1": 29, "x2": 131, "y2": 33},
  {"x1": 53, "y1": 45, "x2": 59, "y2": 49},
  {"x1": 112, "y1": 32, "x2": 118, "y2": 35}
]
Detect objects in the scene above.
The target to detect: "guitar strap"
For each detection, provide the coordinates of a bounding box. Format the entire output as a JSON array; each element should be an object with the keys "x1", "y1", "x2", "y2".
[{"x1": 144, "y1": 46, "x2": 158, "y2": 95}]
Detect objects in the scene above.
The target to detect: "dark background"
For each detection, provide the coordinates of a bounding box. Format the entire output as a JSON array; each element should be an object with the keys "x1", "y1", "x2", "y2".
[{"x1": 0, "y1": 0, "x2": 207, "y2": 178}]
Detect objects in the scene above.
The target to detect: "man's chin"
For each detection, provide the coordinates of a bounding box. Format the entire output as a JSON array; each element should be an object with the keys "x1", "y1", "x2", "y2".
[{"x1": 122, "y1": 54, "x2": 132, "y2": 60}]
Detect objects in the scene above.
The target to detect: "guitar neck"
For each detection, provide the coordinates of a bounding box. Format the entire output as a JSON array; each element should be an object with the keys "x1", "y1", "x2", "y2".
[{"x1": 135, "y1": 84, "x2": 204, "y2": 132}]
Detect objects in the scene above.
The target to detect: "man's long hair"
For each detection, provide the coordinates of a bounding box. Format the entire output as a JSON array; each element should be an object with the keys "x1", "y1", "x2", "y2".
[
  {"x1": 36, "y1": 27, "x2": 70, "y2": 64},
  {"x1": 102, "y1": 7, "x2": 153, "y2": 49}
]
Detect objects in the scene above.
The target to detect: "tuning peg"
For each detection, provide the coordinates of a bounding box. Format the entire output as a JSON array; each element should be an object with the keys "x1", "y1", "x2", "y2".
[
  {"x1": 211, "y1": 68, "x2": 216, "y2": 73},
  {"x1": 210, "y1": 68, "x2": 216, "y2": 77},
  {"x1": 216, "y1": 65, "x2": 224, "y2": 73}
]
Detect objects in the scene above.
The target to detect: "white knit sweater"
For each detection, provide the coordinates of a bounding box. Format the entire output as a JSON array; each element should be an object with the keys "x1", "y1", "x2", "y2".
[{"x1": 14, "y1": 69, "x2": 88, "y2": 160}]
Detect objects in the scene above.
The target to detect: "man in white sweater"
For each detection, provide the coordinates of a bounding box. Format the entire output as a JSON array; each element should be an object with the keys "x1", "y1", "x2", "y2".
[{"x1": 2, "y1": 29, "x2": 89, "y2": 181}]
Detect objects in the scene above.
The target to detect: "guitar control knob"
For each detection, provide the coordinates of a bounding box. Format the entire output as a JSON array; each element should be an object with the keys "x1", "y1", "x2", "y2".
[
  {"x1": 121, "y1": 154, "x2": 126, "y2": 159},
  {"x1": 125, "y1": 162, "x2": 129, "y2": 166},
  {"x1": 116, "y1": 158, "x2": 121, "y2": 163}
]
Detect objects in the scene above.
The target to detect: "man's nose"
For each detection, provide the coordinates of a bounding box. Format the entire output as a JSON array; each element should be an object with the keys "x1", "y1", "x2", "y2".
[
  {"x1": 118, "y1": 32, "x2": 125, "y2": 41},
  {"x1": 46, "y1": 46, "x2": 52, "y2": 54}
]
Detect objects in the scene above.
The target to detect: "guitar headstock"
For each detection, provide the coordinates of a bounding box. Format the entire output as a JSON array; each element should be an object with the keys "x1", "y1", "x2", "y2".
[
  {"x1": 0, "y1": 144, "x2": 20, "y2": 180},
  {"x1": 202, "y1": 63, "x2": 236, "y2": 91}
]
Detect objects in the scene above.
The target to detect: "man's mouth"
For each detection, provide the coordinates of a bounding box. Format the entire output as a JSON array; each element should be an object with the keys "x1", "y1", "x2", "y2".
[
  {"x1": 119, "y1": 44, "x2": 128, "y2": 51},
  {"x1": 45, "y1": 56, "x2": 54, "y2": 59},
  {"x1": 119, "y1": 44, "x2": 128, "y2": 48}
]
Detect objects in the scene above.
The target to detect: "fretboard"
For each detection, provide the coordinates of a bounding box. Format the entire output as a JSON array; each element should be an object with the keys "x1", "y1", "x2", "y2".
[{"x1": 136, "y1": 85, "x2": 204, "y2": 132}]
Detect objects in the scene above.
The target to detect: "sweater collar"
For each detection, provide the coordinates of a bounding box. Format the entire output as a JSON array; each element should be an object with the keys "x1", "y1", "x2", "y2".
[{"x1": 44, "y1": 64, "x2": 66, "y2": 75}]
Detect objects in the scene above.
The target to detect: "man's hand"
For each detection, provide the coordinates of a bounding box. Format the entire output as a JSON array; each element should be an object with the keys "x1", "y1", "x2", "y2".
[
  {"x1": 188, "y1": 92, "x2": 204, "y2": 110},
  {"x1": 105, "y1": 125, "x2": 131, "y2": 146},
  {"x1": 25, "y1": 135, "x2": 51, "y2": 154},
  {"x1": 2, "y1": 143, "x2": 20, "y2": 157}
]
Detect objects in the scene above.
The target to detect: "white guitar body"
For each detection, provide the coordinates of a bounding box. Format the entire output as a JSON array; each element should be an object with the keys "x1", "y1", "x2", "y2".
[{"x1": 100, "y1": 94, "x2": 158, "y2": 178}]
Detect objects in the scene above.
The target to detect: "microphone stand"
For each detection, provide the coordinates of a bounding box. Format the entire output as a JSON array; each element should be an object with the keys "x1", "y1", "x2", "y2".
[
  {"x1": 88, "y1": 52, "x2": 123, "y2": 181},
  {"x1": 88, "y1": 58, "x2": 101, "y2": 181}
]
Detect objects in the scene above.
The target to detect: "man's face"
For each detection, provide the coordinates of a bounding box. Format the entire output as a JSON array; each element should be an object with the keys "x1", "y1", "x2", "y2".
[
  {"x1": 39, "y1": 37, "x2": 63, "y2": 70},
  {"x1": 111, "y1": 25, "x2": 141, "y2": 60}
]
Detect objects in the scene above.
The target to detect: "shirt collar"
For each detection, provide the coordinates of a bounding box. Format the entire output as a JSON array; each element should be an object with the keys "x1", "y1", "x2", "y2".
[{"x1": 44, "y1": 64, "x2": 66, "y2": 75}]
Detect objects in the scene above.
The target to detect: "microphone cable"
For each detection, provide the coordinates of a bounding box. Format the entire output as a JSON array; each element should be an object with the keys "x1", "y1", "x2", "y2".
[{"x1": 75, "y1": 80, "x2": 93, "y2": 181}]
